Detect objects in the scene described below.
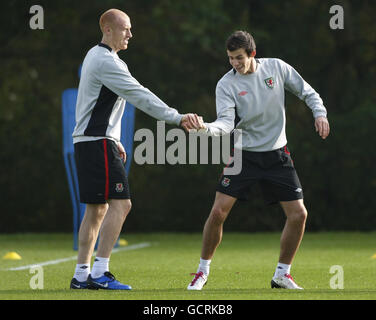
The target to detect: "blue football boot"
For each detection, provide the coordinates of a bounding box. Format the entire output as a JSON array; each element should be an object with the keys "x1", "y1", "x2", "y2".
[
  {"x1": 70, "y1": 277, "x2": 88, "y2": 289},
  {"x1": 87, "y1": 271, "x2": 132, "y2": 290}
]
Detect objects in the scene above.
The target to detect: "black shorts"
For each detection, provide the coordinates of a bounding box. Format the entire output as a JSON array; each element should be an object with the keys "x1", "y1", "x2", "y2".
[
  {"x1": 74, "y1": 139, "x2": 131, "y2": 204},
  {"x1": 216, "y1": 146, "x2": 303, "y2": 205}
]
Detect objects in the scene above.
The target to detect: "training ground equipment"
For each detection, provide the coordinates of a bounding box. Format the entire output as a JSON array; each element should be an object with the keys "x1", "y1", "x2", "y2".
[
  {"x1": 3, "y1": 252, "x2": 22, "y2": 260},
  {"x1": 62, "y1": 66, "x2": 135, "y2": 250},
  {"x1": 118, "y1": 239, "x2": 128, "y2": 246}
]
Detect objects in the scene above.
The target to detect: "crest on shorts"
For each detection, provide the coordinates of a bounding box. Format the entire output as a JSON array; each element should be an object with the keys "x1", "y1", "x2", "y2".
[
  {"x1": 115, "y1": 183, "x2": 124, "y2": 193},
  {"x1": 264, "y1": 77, "x2": 274, "y2": 89},
  {"x1": 221, "y1": 177, "x2": 231, "y2": 187}
]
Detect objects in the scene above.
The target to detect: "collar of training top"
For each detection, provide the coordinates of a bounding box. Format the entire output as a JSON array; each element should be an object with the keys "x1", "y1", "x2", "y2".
[{"x1": 98, "y1": 43, "x2": 112, "y2": 52}]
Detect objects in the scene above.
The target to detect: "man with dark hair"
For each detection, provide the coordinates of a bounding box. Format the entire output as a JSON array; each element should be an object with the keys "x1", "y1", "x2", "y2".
[
  {"x1": 70, "y1": 9, "x2": 203, "y2": 290},
  {"x1": 187, "y1": 30, "x2": 329, "y2": 290},
  {"x1": 226, "y1": 30, "x2": 256, "y2": 55}
]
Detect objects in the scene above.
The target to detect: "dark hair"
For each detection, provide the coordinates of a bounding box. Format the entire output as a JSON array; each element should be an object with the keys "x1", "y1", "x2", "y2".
[{"x1": 226, "y1": 31, "x2": 256, "y2": 56}]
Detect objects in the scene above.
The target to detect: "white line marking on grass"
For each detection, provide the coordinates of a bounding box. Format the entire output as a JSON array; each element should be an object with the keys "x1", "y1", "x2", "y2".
[{"x1": 5, "y1": 242, "x2": 152, "y2": 271}]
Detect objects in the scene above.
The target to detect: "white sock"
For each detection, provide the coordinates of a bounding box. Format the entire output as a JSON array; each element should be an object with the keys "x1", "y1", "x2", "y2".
[
  {"x1": 74, "y1": 263, "x2": 90, "y2": 282},
  {"x1": 91, "y1": 257, "x2": 109, "y2": 279},
  {"x1": 198, "y1": 258, "x2": 211, "y2": 276},
  {"x1": 274, "y1": 262, "x2": 291, "y2": 278}
]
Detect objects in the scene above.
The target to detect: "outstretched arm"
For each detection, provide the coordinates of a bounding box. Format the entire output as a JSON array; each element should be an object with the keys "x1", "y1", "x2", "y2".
[
  {"x1": 203, "y1": 83, "x2": 236, "y2": 136},
  {"x1": 100, "y1": 58, "x2": 183, "y2": 126}
]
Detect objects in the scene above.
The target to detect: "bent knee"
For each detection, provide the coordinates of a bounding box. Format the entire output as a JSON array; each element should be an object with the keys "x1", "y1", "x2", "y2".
[
  {"x1": 87, "y1": 203, "x2": 108, "y2": 220},
  {"x1": 120, "y1": 200, "x2": 132, "y2": 217},
  {"x1": 209, "y1": 206, "x2": 229, "y2": 224},
  {"x1": 288, "y1": 206, "x2": 308, "y2": 223},
  {"x1": 109, "y1": 199, "x2": 132, "y2": 218},
  {"x1": 124, "y1": 200, "x2": 132, "y2": 215}
]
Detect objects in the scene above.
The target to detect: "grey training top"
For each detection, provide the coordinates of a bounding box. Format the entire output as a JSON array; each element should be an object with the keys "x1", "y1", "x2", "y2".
[
  {"x1": 205, "y1": 58, "x2": 327, "y2": 152},
  {"x1": 73, "y1": 43, "x2": 183, "y2": 144}
]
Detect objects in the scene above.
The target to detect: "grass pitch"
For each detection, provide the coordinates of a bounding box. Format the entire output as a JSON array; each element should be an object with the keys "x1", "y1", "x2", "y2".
[{"x1": 1, "y1": 232, "x2": 376, "y2": 300}]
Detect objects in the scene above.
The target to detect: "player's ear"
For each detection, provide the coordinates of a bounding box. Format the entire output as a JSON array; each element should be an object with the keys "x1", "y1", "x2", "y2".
[{"x1": 250, "y1": 50, "x2": 256, "y2": 58}]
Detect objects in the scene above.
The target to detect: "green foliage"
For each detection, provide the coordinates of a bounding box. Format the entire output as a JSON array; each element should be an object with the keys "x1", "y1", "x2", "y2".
[{"x1": 1, "y1": 0, "x2": 375, "y2": 232}]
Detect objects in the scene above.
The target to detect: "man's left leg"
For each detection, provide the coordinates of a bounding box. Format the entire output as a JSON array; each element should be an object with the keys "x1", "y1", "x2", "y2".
[
  {"x1": 88, "y1": 199, "x2": 133, "y2": 290},
  {"x1": 96, "y1": 199, "x2": 132, "y2": 258},
  {"x1": 272, "y1": 199, "x2": 307, "y2": 289}
]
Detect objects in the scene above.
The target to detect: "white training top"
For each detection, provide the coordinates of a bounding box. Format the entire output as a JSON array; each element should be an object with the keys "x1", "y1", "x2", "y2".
[
  {"x1": 72, "y1": 43, "x2": 183, "y2": 144},
  {"x1": 205, "y1": 58, "x2": 327, "y2": 152}
]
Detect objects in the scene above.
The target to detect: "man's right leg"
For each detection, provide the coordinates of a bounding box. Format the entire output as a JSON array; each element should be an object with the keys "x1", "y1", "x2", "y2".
[
  {"x1": 188, "y1": 192, "x2": 237, "y2": 290},
  {"x1": 71, "y1": 203, "x2": 108, "y2": 289},
  {"x1": 77, "y1": 203, "x2": 108, "y2": 264},
  {"x1": 201, "y1": 192, "x2": 237, "y2": 259}
]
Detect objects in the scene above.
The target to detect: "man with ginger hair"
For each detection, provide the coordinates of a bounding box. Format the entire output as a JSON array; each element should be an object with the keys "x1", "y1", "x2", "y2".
[{"x1": 70, "y1": 9, "x2": 203, "y2": 290}]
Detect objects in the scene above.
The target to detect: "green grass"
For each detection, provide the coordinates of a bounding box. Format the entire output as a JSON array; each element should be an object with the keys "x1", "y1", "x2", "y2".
[{"x1": 1, "y1": 232, "x2": 376, "y2": 300}]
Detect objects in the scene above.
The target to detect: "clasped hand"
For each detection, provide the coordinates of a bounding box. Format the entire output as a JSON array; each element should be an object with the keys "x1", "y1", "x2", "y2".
[{"x1": 181, "y1": 113, "x2": 206, "y2": 132}]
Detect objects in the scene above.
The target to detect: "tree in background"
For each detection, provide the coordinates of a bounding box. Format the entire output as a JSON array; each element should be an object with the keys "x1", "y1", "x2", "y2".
[{"x1": 0, "y1": 0, "x2": 375, "y2": 232}]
